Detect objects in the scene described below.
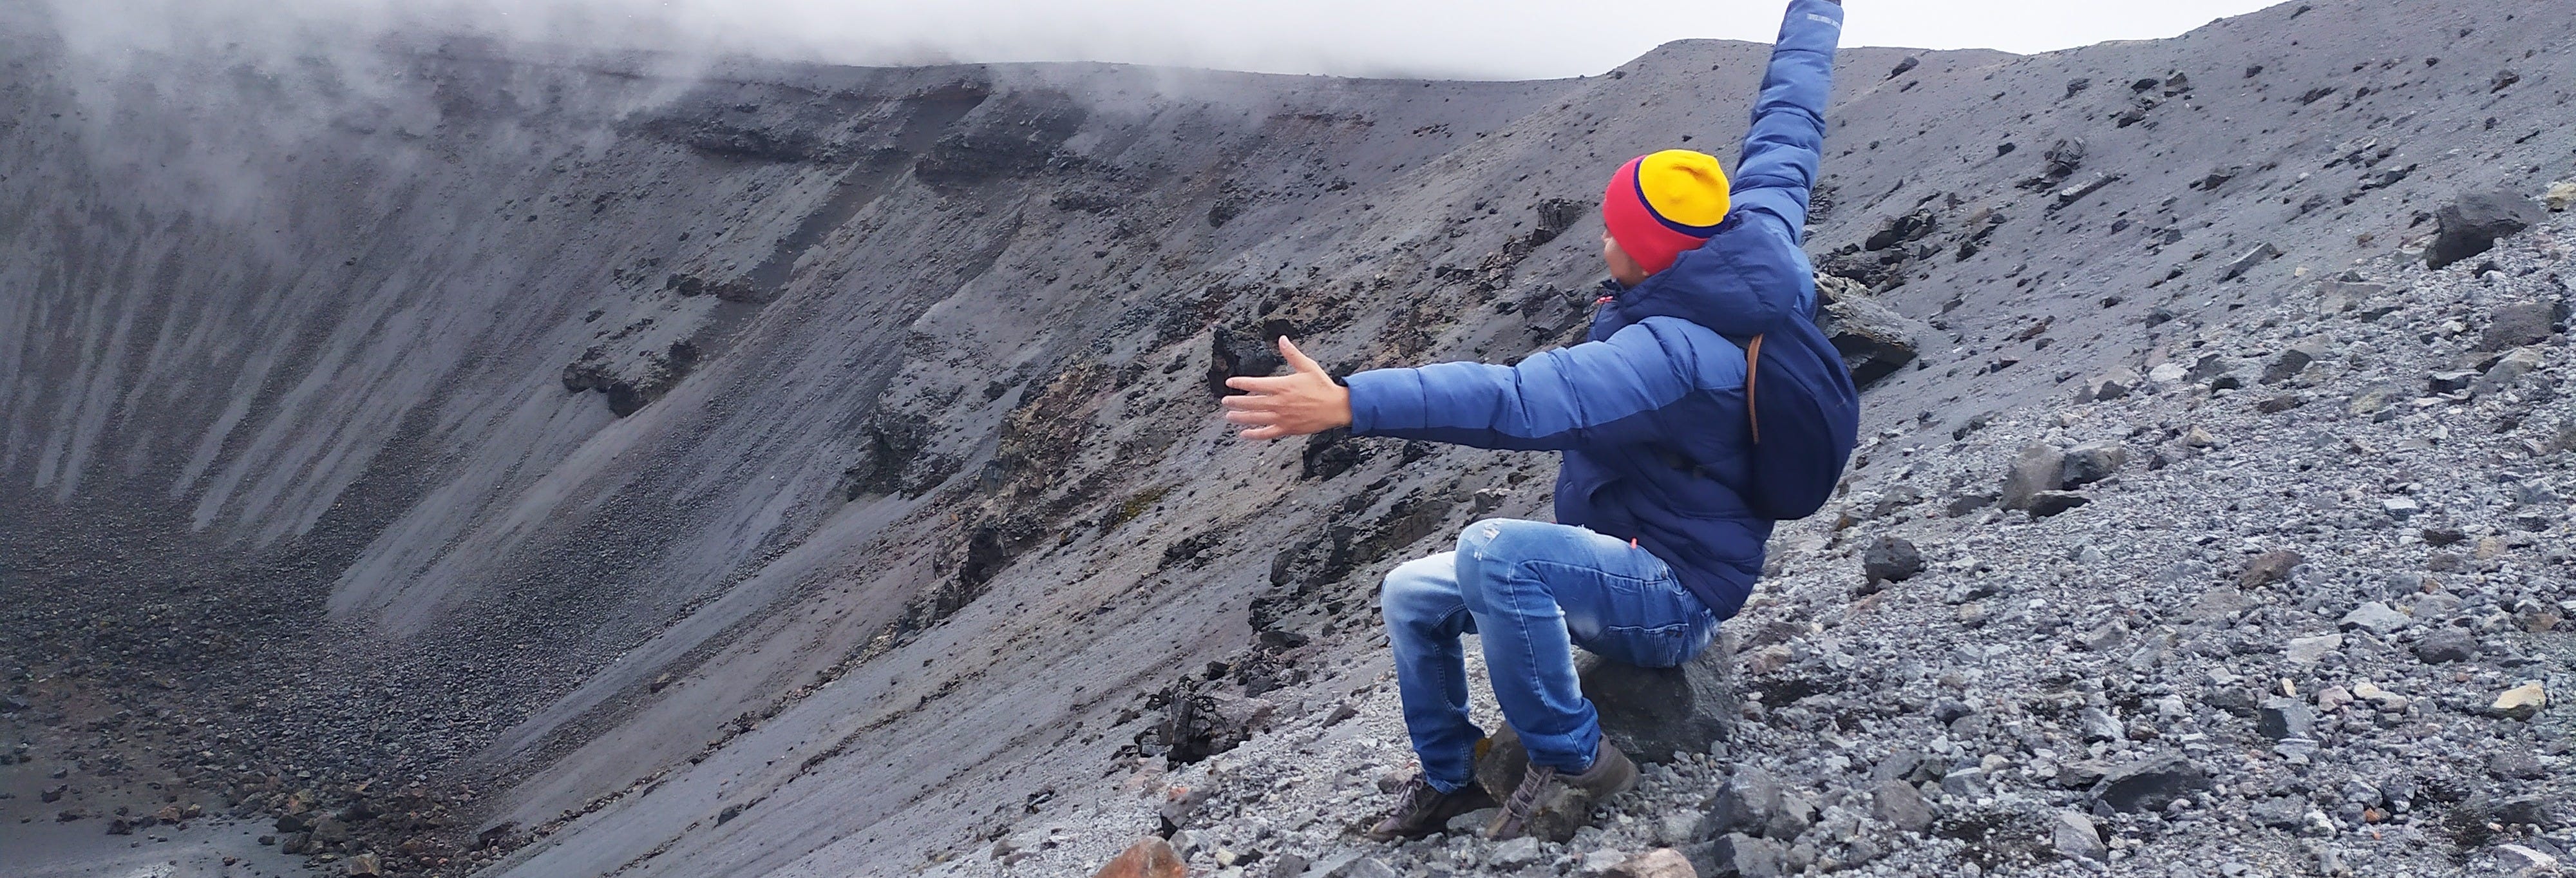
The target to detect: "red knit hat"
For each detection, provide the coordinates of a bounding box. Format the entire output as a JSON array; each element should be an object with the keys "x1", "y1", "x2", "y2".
[{"x1": 1602, "y1": 149, "x2": 1733, "y2": 276}]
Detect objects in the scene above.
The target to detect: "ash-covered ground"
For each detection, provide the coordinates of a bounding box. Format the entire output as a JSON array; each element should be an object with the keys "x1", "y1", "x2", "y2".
[{"x1": 1, "y1": 0, "x2": 2570, "y2": 876}]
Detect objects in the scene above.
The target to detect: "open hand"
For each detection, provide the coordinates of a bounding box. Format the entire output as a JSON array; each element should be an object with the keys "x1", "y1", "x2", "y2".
[{"x1": 1219, "y1": 337, "x2": 1351, "y2": 441}]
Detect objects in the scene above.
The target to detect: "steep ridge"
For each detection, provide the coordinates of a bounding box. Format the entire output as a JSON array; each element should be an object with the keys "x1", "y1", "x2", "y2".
[{"x1": 0, "y1": 0, "x2": 2570, "y2": 876}]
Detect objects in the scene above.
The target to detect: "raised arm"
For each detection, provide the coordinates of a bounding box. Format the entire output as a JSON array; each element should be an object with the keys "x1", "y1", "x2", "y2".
[
  {"x1": 1731, "y1": 0, "x2": 1843, "y2": 242},
  {"x1": 1344, "y1": 318, "x2": 1745, "y2": 451}
]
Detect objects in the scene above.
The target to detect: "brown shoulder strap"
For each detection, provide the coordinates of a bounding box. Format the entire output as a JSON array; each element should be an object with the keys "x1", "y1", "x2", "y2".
[{"x1": 1745, "y1": 334, "x2": 1765, "y2": 445}]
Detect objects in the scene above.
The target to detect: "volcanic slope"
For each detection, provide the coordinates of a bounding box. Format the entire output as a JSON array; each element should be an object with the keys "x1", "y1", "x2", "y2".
[{"x1": 0, "y1": 0, "x2": 2569, "y2": 876}]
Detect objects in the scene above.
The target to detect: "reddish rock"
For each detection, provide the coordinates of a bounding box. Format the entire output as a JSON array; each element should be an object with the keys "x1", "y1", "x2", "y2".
[{"x1": 1092, "y1": 837, "x2": 1188, "y2": 878}]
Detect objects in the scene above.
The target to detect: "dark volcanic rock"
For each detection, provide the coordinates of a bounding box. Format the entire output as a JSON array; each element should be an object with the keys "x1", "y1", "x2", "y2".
[
  {"x1": 1208, "y1": 324, "x2": 1288, "y2": 397},
  {"x1": 2025, "y1": 491, "x2": 2090, "y2": 517},
  {"x1": 2092, "y1": 755, "x2": 2211, "y2": 812},
  {"x1": 2425, "y1": 189, "x2": 2545, "y2": 269},
  {"x1": 1477, "y1": 650, "x2": 1737, "y2": 799},
  {"x1": 1862, "y1": 535, "x2": 1924, "y2": 584},
  {"x1": 2414, "y1": 627, "x2": 2479, "y2": 663}
]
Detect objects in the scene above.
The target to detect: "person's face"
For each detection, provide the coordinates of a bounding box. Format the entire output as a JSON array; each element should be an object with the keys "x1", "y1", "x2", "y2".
[{"x1": 1602, "y1": 231, "x2": 1647, "y2": 287}]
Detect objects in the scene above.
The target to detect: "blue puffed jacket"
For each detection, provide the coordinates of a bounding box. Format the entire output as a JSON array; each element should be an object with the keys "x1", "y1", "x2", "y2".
[{"x1": 1346, "y1": 0, "x2": 1844, "y2": 620}]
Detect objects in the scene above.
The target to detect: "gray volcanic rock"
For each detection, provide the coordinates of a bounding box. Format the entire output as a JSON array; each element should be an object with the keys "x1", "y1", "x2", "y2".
[{"x1": 2426, "y1": 189, "x2": 2546, "y2": 269}]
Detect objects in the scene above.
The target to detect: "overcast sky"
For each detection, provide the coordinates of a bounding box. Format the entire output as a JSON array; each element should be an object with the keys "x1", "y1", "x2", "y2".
[{"x1": 50, "y1": 0, "x2": 2290, "y2": 80}]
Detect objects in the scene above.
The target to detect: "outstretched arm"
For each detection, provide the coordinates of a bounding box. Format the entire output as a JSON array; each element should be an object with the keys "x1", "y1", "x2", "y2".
[
  {"x1": 1731, "y1": 0, "x2": 1844, "y2": 243},
  {"x1": 1338, "y1": 319, "x2": 1743, "y2": 452}
]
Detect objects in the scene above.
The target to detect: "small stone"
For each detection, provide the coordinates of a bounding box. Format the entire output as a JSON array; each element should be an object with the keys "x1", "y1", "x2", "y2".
[
  {"x1": 2262, "y1": 341, "x2": 2323, "y2": 384},
  {"x1": 2221, "y1": 242, "x2": 2282, "y2": 281},
  {"x1": 2255, "y1": 698, "x2": 2316, "y2": 740},
  {"x1": 2339, "y1": 602, "x2": 2410, "y2": 635},
  {"x1": 1448, "y1": 808, "x2": 1500, "y2": 835},
  {"x1": 2239, "y1": 550, "x2": 2304, "y2": 588},
  {"x1": 2077, "y1": 707, "x2": 2125, "y2": 743},
  {"x1": 2490, "y1": 682, "x2": 2546, "y2": 720},
  {"x1": 2286, "y1": 633, "x2": 2343, "y2": 664},
  {"x1": 2382, "y1": 497, "x2": 2421, "y2": 520},
  {"x1": 2495, "y1": 843, "x2": 2561, "y2": 875},
  {"x1": 1694, "y1": 834, "x2": 1786, "y2": 878},
  {"x1": 2049, "y1": 810, "x2": 2108, "y2": 862},
  {"x1": 2351, "y1": 681, "x2": 2409, "y2": 711},
  {"x1": 2148, "y1": 361, "x2": 2190, "y2": 384},
  {"x1": 2026, "y1": 491, "x2": 2089, "y2": 517},
  {"x1": 1862, "y1": 536, "x2": 1924, "y2": 584},
  {"x1": 2476, "y1": 346, "x2": 2549, "y2": 394},
  {"x1": 2058, "y1": 441, "x2": 2128, "y2": 488},
  {"x1": 2248, "y1": 796, "x2": 2306, "y2": 828},
  {"x1": 1489, "y1": 836, "x2": 1546, "y2": 870},
  {"x1": 2182, "y1": 426, "x2": 2218, "y2": 448},
  {"x1": 1872, "y1": 777, "x2": 1934, "y2": 833},
  {"x1": 1658, "y1": 812, "x2": 1708, "y2": 847},
  {"x1": 2416, "y1": 628, "x2": 2479, "y2": 663},
  {"x1": 2544, "y1": 181, "x2": 2576, "y2": 212},
  {"x1": 2077, "y1": 368, "x2": 2139, "y2": 403},
  {"x1": 1605, "y1": 848, "x2": 1697, "y2": 878},
  {"x1": 1705, "y1": 768, "x2": 1785, "y2": 837}
]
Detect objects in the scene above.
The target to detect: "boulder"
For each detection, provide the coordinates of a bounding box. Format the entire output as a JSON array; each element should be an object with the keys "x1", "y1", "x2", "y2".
[
  {"x1": 2057, "y1": 441, "x2": 2128, "y2": 488},
  {"x1": 1872, "y1": 777, "x2": 1935, "y2": 833},
  {"x1": 2425, "y1": 189, "x2": 2545, "y2": 269},
  {"x1": 2049, "y1": 810, "x2": 2107, "y2": 862},
  {"x1": 1090, "y1": 837, "x2": 1186, "y2": 878},
  {"x1": 2480, "y1": 301, "x2": 2565, "y2": 352},
  {"x1": 2091, "y1": 754, "x2": 2210, "y2": 812},
  {"x1": 1862, "y1": 537, "x2": 1924, "y2": 584},
  {"x1": 2000, "y1": 444, "x2": 2067, "y2": 511},
  {"x1": 1812, "y1": 285, "x2": 1925, "y2": 388},
  {"x1": 1474, "y1": 651, "x2": 1738, "y2": 839}
]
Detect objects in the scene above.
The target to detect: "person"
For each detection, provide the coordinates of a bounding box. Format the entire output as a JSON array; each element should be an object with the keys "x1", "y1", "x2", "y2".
[{"x1": 1218, "y1": 0, "x2": 1848, "y2": 843}]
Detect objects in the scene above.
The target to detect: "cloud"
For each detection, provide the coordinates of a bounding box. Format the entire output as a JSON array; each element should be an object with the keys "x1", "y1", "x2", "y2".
[{"x1": 40, "y1": 0, "x2": 2285, "y2": 81}]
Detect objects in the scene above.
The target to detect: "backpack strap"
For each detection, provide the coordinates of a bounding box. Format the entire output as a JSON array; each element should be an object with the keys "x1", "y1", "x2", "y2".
[{"x1": 1744, "y1": 334, "x2": 1765, "y2": 444}]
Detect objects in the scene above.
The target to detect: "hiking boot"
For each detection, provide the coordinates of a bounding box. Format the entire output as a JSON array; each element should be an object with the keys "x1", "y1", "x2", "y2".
[
  {"x1": 1365, "y1": 774, "x2": 1497, "y2": 842},
  {"x1": 1484, "y1": 738, "x2": 1638, "y2": 842}
]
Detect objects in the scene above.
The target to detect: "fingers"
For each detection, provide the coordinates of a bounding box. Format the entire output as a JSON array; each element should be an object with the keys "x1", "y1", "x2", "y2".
[
  {"x1": 1238, "y1": 425, "x2": 1287, "y2": 441},
  {"x1": 1225, "y1": 375, "x2": 1298, "y2": 394},
  {"x1": 1222, "y1": 408, "x2": 1278, "y2": 426},
  {"x1": 1218, "y1": 394, "x2": 1281, "y2": 412},
  {"x1": 1278, "y1": 337, "x2": 1325, "y2": 376}
]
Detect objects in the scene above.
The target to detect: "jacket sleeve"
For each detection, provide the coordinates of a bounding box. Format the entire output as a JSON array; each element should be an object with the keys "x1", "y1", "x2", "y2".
[
  {"x1": 1730, "y1": 0, "x2": 1842, "y2": 243},
  {"x1": 1344, "y1": 318, "x2": 1741, "y2": 452}
]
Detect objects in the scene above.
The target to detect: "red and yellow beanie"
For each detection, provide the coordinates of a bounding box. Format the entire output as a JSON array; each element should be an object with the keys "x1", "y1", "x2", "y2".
[{"x1": 1602, "y1": 149, "x2": 1732, "y2": 276}]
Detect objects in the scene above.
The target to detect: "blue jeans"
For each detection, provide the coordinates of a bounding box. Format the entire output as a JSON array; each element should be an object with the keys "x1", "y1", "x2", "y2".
[{"x1": 1379, "y1": 518, "x2": 1719, "y2": 793}]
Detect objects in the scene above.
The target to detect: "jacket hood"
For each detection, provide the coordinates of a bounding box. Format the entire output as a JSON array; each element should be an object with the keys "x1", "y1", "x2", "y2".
[{"x1": 1602, "y1": 216, "x2": 1817, "y2": 339}]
